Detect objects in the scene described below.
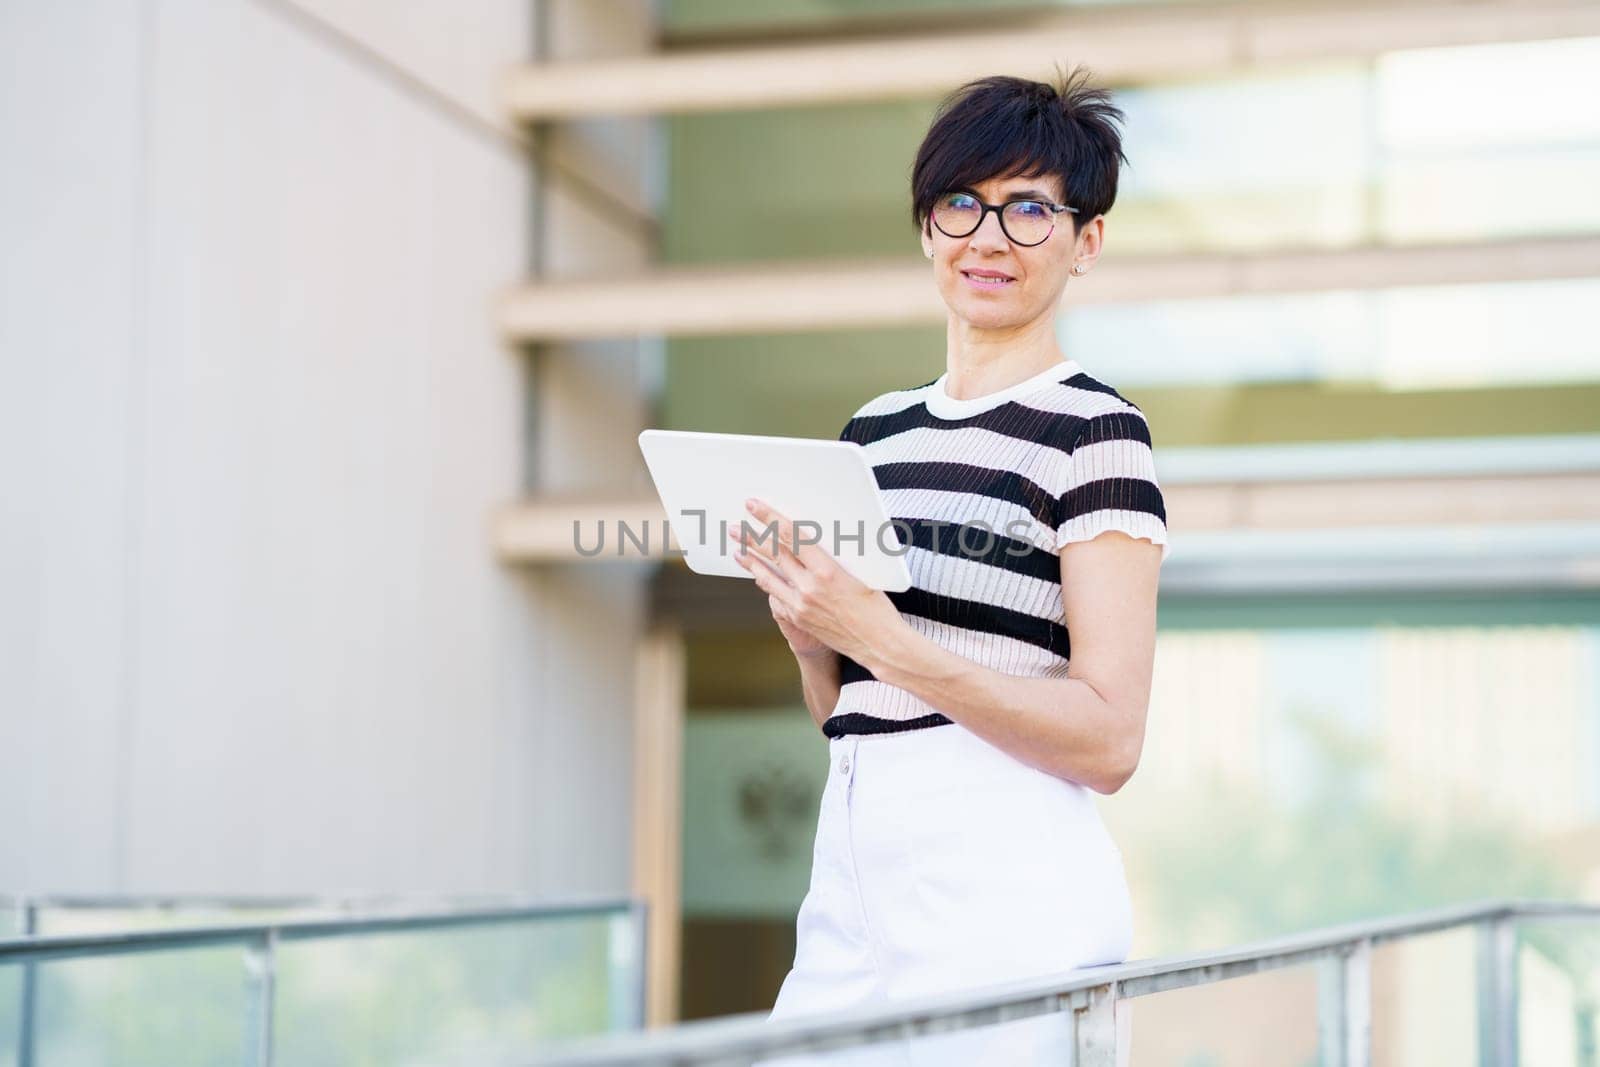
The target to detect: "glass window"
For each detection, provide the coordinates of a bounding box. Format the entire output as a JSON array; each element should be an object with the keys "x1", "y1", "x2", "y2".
[
  {"x1": 1061, "y1": 278, "x2": 1600, "y2": 390},
  {"x1": 665, "y1": 38, "x2": 1600, "y2": 261},
  {"x1": 1112, "y1": 38, "x2": 1600, "y2": 253}
]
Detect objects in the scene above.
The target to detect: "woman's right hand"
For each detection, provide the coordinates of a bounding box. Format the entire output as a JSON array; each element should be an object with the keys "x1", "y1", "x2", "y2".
[{"x1": 767, "y1": 593, "x2": 832, "y2": 660}]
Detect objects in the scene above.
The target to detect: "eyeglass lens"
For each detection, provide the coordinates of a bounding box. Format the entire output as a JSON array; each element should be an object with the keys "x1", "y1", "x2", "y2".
[{"x1": 932, "y1": 192, "x2": 1055, "y2": 246}]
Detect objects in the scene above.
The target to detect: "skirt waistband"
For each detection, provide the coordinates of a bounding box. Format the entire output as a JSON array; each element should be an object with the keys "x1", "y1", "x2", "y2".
[{"x1": 827, "y1": 720, "x2": 1093, "y2": 809}]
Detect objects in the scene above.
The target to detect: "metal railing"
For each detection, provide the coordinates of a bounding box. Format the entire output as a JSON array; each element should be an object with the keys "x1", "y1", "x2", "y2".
[
  {"x1": 529, "y1": 898, "x2": 1596, "y2": 1067},
  {"x1": 2, "y1": 892, "x2": 646, "y2": 1067}
]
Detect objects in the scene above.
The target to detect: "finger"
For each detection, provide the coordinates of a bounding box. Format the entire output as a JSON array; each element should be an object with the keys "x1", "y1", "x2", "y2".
[
  {"x1": 748, "y1": 552, "x2": 801, "y2": 613},
  {"x1": 743, "y1": 499, "x2": 817, "y2": 573},
  {"x1": 735, "y1": 514, "x2": 797, "y2": 576},
  {"x1": 741, "y1": 538, "x2": 800, "y2": 593},
  {"x1": 740, "y1": 526, "x2": 825, "y2": 598},
  {"x1": 734, "y1": 534, "x2": 787, "y2": 590},
  {"x1": 749, "y1": 498, "x2": 840, "y2": 575},
  {"x1": 737, "y1": 505, "x2": 786, "y2": 561},
  {"x1": 742, "y1": 498, "x2": 792, "y2": 555},
  {"x1": 768, "y1": 594, "x2": 793, "y2": 625}
]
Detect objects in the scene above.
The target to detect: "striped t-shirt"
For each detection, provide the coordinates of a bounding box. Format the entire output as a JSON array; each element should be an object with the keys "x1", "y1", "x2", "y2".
[{"x1": 825, "y1": 357, "x2": 1169, "y2": 739}]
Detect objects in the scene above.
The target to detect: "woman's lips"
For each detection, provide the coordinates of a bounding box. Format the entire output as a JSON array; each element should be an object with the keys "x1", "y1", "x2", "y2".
[{"x1": 962, "y1": 271, "x2": 1014, "y2": 290}]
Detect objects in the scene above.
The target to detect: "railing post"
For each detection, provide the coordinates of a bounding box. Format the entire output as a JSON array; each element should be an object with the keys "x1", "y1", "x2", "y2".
[
  {"x1": 606, "y1": 902, "x2": 647, "y2": 1032},
  {"x1": 1477, "y1": 916, "x2": 1519, "y2": 1067},
  {"x1": 1071, "y1": 982, "x2": 1118, "y2": 1067},
  {"x1": 18, "y1": 898, "x2": 38, "y2": 1067},
  {"x1": 1577, "y1": 997, "x2": 1596, "y2": 1067},
  {"x1": 242, "y1": 928, "x2": 278, "y2": 1067},
  {"x1": 1317, "y1": 938, "x2": 1372, "y2": 1067}
]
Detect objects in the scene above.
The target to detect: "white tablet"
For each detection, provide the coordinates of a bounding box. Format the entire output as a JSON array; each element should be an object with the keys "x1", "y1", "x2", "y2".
[{"x1": 638, "y1": 428, "x2": 914, "y2": 592}]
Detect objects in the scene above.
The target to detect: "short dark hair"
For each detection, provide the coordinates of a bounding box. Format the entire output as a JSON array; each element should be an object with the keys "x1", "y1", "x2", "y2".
[{"x1": 910, "y1": 65, "x2": 1128, "y2": 239}]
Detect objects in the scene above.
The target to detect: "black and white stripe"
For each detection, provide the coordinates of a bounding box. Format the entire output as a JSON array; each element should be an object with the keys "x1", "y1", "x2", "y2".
[{"x1": 825, "y1": 360, "x2": 1168, "y2": 739}]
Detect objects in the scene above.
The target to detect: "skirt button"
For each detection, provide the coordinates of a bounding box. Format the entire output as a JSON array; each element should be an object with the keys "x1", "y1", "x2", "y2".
[{"x1": 838, "y1": 754, "x2": 851, "y2": 775}]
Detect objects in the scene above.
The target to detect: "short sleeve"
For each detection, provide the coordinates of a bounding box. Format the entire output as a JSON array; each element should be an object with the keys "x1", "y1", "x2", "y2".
[
  {"x1": 1053, "y1": 408, "x2": 1171, "y2": 563},
  {"x1": 838, "y1": 408, "x2": 864, "y2": 445}
]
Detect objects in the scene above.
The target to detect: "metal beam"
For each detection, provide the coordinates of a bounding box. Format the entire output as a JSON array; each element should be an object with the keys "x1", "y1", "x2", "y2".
[
  {"x1": 498, "y1": 236, "x2": 1600, "y2": 342},
  {"x1": 504, "y1": 0, "x2": 1600, "y2": 119},
  {"x1": 0, "y1": 899, "x2": 638, "y2": 966}
]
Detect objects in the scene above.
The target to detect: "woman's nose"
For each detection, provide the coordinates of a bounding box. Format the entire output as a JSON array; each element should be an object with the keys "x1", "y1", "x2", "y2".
[{"x1": 970, "y1": 208, "x2": 1010, "y2": 250}]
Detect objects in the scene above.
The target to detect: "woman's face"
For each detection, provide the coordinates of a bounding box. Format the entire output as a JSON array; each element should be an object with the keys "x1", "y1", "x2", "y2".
[{"x1": 920, "y1": 172, "x2": 1099, "y2": 332}]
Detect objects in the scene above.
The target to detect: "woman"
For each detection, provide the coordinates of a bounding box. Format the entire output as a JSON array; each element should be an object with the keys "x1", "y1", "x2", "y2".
[{"x1": 735, "y1": 67, "x2": 1165, "y2": 1065}]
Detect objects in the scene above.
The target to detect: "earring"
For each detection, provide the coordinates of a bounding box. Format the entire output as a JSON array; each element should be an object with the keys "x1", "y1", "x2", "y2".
[
  {"x1": 926, "y1": 249, "x2": 934, "y2": 258},
  {"x1": 1072, "y1": 263, "x2": 1086, "y2": 274}
]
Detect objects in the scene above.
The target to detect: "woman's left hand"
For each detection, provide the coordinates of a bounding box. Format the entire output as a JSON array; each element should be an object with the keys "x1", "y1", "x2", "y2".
[{"x1": 732, "y1": 497, "x2": 908, "y2": 668}]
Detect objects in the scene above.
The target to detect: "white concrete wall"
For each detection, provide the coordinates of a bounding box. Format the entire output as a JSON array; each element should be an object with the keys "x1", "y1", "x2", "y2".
[{"x1": 0, "y1": 0, "x2": 641, "y2": 897}]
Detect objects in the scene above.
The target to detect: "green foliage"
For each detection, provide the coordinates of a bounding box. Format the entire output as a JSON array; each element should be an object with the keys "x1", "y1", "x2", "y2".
[
  {"x1": 1139, "y1": 704, "x2": 1578, "y2": 953},
  {"x1": 271, "y1": 921, "x2": 617, "y2": 1066},
  {"x1": 0, "y1": 917, "x2": 625, "y2": 1066}
]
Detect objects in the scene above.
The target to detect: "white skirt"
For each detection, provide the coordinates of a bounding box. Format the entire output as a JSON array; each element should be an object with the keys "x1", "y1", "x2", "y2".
[{"x1": 762, "y1": 721, "x2": 1134, "y2": 1066}]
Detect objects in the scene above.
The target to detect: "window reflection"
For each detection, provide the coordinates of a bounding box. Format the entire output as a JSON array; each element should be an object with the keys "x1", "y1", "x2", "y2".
[
  {"x1": 1110, "y1": 37, "x2": 1600, "y2": 253},
  {"x1": 1062, "y1": 277, "x2": 1600, "y2": 388}
]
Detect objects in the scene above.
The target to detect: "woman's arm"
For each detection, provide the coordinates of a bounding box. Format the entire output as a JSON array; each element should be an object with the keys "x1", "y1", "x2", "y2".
[
  {"x1": 759, "y1": 584, "x2": 845, "y2": 731},
  {"x1": 736, "y1": 497, "x2": 1161, "y2": 794},
  {"x1": 865, "y1": 531, "x2": 1160, "y2": 794},
  {"x1": 794, "y1": 649, "x2": 843, "y2": 733}
]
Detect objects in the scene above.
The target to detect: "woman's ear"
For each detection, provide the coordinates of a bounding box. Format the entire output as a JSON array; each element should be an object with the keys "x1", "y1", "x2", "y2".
[{"x1": 1075, "y1": 215, "x2": 1105, "y2": 267}]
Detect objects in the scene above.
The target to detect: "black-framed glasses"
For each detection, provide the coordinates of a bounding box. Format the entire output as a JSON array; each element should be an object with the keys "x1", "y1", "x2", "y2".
[{"x1": 930, "y1": 190, "x2": 1078, "y2": 247}]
